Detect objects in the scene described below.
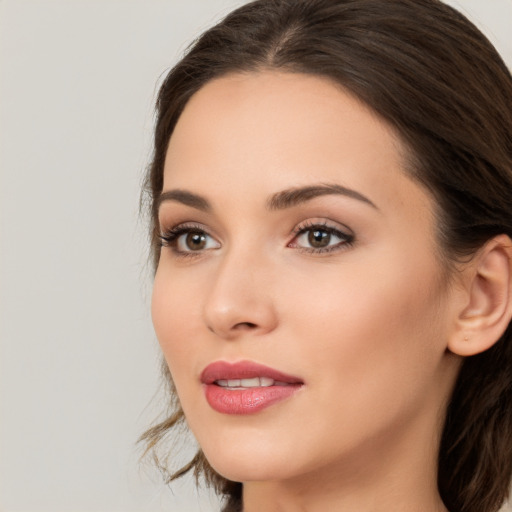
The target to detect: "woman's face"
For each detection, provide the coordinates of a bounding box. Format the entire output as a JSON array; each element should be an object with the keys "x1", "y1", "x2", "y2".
[{"x1": 152, "y1": 72, "x2": 461, "y2": 485}]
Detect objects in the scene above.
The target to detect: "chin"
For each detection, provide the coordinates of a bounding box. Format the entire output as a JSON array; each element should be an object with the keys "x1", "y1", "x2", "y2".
[
  {"x1": 198, "y1": 433, "x2": 300, "y2": 483},
  {"x1": 206, "y1": 455, "x2": 289, "y2": 483}
]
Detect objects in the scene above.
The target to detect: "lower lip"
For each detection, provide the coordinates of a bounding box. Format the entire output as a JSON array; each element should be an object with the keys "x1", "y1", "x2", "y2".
[{"x1": 204, "y1": 383, "x2": 301, "y2": 415}]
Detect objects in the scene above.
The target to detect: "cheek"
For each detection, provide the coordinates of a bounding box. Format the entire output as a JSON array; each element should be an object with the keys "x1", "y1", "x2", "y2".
[
  {"x1": 287, "y1": 252, "x2": 442, "y2": 336},
  {"x1": 151, "y1": 266, "x2": 203, "y2": 381},
  {"x1": 283, "y1": 251, "x2": 447, "y2": 408}
]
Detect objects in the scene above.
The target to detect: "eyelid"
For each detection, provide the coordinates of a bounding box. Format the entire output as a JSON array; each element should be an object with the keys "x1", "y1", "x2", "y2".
[
  {"x1": 159, "y1": 222, "x2": 221, "y2": 256},
  {"x1": 158, "y1": 218, "x2": 354, "y2": 257},
  {"x1": 159, "y1": 221, "x2": 207, "y2": 239},
  {"x1": 291, "y1": 217, "x2": 353, "y2": 235},
  {"x1": 288, "y1": 219, "x2": 355, "y2": 254}
]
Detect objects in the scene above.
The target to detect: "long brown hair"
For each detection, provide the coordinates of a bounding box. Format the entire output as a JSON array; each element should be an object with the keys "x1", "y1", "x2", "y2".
[{"x1": 140, "y1": 1, "x2": 512, "y2": 511}]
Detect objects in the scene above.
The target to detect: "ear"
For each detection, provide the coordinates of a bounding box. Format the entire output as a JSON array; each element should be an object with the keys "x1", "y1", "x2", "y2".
[{"x1": 448, "y1": 234, "x2": 512, "y2": 357}]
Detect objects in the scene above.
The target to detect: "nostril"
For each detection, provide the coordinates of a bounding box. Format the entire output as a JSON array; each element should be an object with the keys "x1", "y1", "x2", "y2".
[
  {"x1": 234, "y1": 322, "x2": 258, "y2": 330},
  {"x1": 207, "y1": 321, "x2": 258, "y2": 335}
]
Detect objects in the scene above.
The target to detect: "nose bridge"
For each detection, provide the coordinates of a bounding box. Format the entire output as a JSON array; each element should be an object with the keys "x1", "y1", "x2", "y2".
[{"x1": 202, "y1": 241, "x2": 277, "y2": 339}]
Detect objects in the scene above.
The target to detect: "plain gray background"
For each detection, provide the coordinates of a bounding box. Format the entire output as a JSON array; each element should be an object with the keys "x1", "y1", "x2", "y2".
[{"x1": 1, "y1": 1, "x2": 511, "y2": 511}]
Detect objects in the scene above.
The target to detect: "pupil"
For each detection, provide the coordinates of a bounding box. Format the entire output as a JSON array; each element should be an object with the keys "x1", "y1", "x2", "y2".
[
  {"x1": 308, "y1": 229, "x2": 330, "y2": 248},
  {"x1": 186, "y1": 232, "x2": 206, "y2": 250}
]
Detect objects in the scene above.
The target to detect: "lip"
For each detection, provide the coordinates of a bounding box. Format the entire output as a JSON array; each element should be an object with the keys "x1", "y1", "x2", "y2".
[
  {"x1": 201, "y1": 360, "x2": 304, "y2": 415},
  {"x1": 201, "y1": 360, "x2": 303, "y2": 384}
]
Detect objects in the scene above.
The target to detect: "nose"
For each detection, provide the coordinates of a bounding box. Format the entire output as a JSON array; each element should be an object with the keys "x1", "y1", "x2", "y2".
[{"x1": 202, "y1": 249, "x2": 278, "y2": 340}]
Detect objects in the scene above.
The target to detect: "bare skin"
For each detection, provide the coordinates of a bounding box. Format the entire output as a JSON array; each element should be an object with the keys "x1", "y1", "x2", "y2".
[{"x1": 152, "y1": 71, "x2": 511, "y2": 511}]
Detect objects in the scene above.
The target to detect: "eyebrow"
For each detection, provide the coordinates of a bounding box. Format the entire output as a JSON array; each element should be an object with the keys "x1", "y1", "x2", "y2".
[
  {"x1": 157, "y1": 189, "x2": 211, "y2": 212},
  {"x1": 157, "y1": 183, "x2": 377, "y2": 213},
  {"x1": 266, "y1": 183, "x2": 378, "y2": 211}
]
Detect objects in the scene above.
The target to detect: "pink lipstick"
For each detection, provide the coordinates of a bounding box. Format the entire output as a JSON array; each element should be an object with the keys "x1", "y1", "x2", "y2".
[{"x1": 201, "y1": 361, "x2": 303, "y2": 415}]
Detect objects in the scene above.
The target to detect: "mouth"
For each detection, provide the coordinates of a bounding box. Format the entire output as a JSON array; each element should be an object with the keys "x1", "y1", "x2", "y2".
[
  {"x1": 200, "y1": 360, "x2": 304, "y2": 414},
  {"x1": 215, "y1": 377, "x2": 292, "y2": 389}
]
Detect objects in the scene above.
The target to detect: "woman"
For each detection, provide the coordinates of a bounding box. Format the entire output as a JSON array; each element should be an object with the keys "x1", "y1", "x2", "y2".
[{"x1": 140, "y1": 1, "x2": 512, "y2": 511}]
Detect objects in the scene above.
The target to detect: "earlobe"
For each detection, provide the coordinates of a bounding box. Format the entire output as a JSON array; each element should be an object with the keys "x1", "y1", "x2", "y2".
[{"x1": 448, "y1": 235, "x2": 512, "y2": 357}]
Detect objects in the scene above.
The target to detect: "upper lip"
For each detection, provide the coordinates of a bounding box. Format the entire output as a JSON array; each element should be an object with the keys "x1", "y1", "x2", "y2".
[{"x1": 200, "y1": 360, "x2": 304, "y2": 385}]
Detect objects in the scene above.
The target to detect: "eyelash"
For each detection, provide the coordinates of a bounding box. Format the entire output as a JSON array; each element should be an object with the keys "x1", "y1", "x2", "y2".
[
  {"x1": 159, "y1": 223, "x2": 213, "y2": 258},
  {"x1": 290, "y1": 221, "x2": 355, "y2": 254},
  {"x1": 159, "y1": 221, "x2": 355, "y2": 257}
]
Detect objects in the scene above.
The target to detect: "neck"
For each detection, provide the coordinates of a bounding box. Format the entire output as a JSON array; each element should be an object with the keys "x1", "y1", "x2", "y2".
[{"x1": 242, "y1": 473, "x2": 448, "y2": 512}]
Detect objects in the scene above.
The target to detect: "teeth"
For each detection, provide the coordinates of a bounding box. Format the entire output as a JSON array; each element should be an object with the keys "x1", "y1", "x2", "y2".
[
  {"x1": 259, "y1": 377, "x2": 274, "y2": 387},
  {"x1": 216, "y1": 377, "x2": 277, "y2": 388},
  {"x1": 240, "y1": 378, "x2": 259, "y2": 387}
]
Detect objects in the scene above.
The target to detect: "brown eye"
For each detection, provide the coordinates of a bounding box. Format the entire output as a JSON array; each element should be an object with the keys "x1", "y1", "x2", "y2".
[
  {"x1": 159, "y1": 225, "x2": 221, "y2": 255},
  {"x1": 185, "y1": 231, "x2": 207, "y2": 251},
  {"x1": 291, "y1": 224, "x2": 353, "y2": 253},
  {"x1": 308, "y1": 229, "x2": 331, "y2": 248}
]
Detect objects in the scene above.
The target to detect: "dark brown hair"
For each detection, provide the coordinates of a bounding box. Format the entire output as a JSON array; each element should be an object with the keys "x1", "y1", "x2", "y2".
[{"x1": 140, "y1": 1, "x2": 512, "y2": 511}]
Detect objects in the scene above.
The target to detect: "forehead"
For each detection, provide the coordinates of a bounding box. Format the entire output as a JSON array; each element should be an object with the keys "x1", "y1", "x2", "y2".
[{"x1": 163, "y1": 71, "x2": 429, "y2": 219}]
